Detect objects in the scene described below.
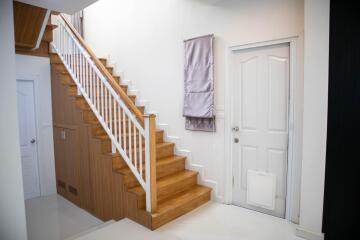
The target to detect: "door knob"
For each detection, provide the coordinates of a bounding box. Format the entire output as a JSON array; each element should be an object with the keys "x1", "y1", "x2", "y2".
[
  {"x1": 232, "y1": 126, "x2": 239, "y2": 132},
  {"x1": 234, "y1": 138, "x2": 239, "y2": 143},
  {"x1": 30, "y1": 138, "x2": 36, "y2": 144}
]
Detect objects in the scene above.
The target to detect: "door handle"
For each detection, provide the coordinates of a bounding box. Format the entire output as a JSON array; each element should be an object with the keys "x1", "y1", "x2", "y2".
[
  {"x1": 232, "y1": 126, "x2": 239, "y2": 132},
  {"x1": 30, "y1": 138, "x2": 36, "y2": 144}
]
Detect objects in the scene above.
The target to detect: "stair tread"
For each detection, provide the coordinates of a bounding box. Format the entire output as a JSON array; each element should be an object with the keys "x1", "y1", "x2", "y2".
[
  {"x1": 85, "y1": 109, "x2": 146, "y2": 124},
  {"x1": 96, "y1": 129, "x2": 163, "y2": 140},
  {"x1": 46, "y1": 24, "x2": 57, "y2": 30},
  {"x1": 153, "y1": 185, "x2": 211, "y2": 216},
  {"x1": 116, "y1": 155, "x2": 186, "y2": 174},
  {"x1": 106, "y1": 142, "x2": 174, "y2": 157},
  {"x1": 128, "y1": 170, "x2": 198, "y2": 196}
]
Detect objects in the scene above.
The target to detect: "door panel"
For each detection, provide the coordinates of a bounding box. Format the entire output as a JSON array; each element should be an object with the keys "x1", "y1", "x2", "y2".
[
  {"x1": 268, "y1": 56, "x2": 289, "y2": 131},
  {"x1": 232, "y1": 44, "x2": 290, "y2": 218},
  {"x1": 16, "y1": 80, "x2": 40, "y2": 200},
  {"x1": 241, "y1": 57, "x2": 258, "y2": 130}
]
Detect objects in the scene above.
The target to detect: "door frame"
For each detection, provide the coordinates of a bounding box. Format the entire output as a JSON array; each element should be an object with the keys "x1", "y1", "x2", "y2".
[
  {"x1": 224, "y1": 36, "x2": 301, "y2": 222},
  {"x1": 16, "y1": 75, "x2": 42, "y2": 198}
]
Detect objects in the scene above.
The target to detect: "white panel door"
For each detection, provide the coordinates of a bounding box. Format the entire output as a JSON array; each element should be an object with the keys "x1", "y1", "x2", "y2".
[
  {"x1": 232, "y1": 44, "x2": 289, "y2": 218},
  {"x1": 16, "y1": 80, "x2": 40, "y2": 200}
]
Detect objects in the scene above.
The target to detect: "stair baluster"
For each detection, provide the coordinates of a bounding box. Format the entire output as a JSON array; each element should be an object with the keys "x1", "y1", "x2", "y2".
[{"x1": 52, "y1": 14, "x2": 157, "y2": 213}]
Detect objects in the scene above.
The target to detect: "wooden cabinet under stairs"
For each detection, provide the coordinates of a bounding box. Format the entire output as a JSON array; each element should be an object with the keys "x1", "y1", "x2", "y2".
[{"x1": 50, "y1": 52, "x2": 211, "y2": 230}]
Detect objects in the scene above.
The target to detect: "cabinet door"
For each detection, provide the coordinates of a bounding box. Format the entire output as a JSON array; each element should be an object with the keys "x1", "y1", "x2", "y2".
[
  {"x1": 64, "y1": 128, "x2": 81, "y2": 205},
  {"x1": 53, "y1": 127, "x2": 67, "y2": 197}
]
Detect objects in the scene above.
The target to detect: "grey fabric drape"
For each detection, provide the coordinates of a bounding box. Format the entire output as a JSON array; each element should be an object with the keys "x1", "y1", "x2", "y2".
[{"x1": 183, "y1": 34, "x2": 215, "y2": 132}]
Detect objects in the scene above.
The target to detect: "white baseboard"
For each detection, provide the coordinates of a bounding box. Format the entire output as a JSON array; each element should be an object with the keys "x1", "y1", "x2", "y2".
[{"x1": 296, "y1": 227, "x2": 324, "y2": 240}]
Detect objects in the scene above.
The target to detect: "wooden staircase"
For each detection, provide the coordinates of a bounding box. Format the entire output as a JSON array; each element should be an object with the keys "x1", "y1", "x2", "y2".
[{"x1": 50, "y1": 49, "x2": 211, "y2": 229}]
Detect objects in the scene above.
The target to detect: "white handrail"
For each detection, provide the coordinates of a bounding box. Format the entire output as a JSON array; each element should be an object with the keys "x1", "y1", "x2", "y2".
[{"x1": 51, "y1": 15, "x2": 154, "y2": 212}]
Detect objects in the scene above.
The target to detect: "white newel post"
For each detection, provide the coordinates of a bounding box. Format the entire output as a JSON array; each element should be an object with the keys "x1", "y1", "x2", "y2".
[{"x1": 144, "y1": 116, "x2": 151, "y2": 212}]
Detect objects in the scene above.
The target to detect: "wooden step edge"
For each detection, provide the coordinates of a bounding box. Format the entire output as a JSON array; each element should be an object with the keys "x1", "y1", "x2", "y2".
[
  {"x1": 127, "y1": 170, "x2": 198, "y2": 197},
  {"x1": 98, "y1": 58, "x2": 107, "y2": 64},
  {"x1": 151, "y1": 185, "x2": 211, "y2": 230},
  {"x1": 46, "y1": 23, "x2": 58, "y2": 30},
  {"x1": 104, "y1": 142, "x2": 174, "y2": 156},
  {"x1": 115, "y1": 155, "x2": 186, "y2": 175},
  {"x1": 95, "y1": 129, "x2": 164, "y2": 140}
]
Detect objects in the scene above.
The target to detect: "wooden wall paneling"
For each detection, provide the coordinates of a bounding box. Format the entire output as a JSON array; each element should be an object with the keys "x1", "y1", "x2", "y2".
[
  {"x1": 72, "y1": 101, "x2": 93, "y2": 212},
  {"x1": 51, "y1": 60, "x2": 134, "y2": 223},
  {"x1": 89, "y1": 137, "x2": 114, "y2": 220},
  {"x1": 51, "y1": 66, "x2": 91, "y2": 208},
  {"x1": 78, "y1": 124, "x2": 93, "y2": 213},
  {"x1": 64, "y1": 127, "x2": 81, "y2": 205},
  {"x1": 111, "y1": 167, "x2": 125, "y2": 220},
  {"x1": 87, "y1": 134, "x2": 126, "y2": 221}
]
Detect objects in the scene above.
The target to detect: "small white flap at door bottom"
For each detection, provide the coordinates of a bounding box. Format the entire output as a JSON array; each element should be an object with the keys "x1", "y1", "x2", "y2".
[{"x1": 246, "y1": 170, "x2": 276, "y2": 210}]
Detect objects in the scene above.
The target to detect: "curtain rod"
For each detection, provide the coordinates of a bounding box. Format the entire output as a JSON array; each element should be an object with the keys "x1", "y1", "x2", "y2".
[{"x1": 183, "y1": 34, "x2": 214, "y2": 42}]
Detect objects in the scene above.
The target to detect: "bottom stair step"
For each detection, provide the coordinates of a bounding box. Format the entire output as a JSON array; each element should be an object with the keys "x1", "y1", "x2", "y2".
[{"x1": 151, "y1": 185, "x2": 211, "y2": 229}]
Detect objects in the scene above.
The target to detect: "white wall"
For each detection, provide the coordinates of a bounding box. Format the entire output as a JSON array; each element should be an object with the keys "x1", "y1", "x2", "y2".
[
  {"x1": 0, "y1": 0, "x2": 28, "y2": 239},
  {"x1": 84, "y1": 0, "x2": 304, "y2": 205},
  {"x1": 297, "y1": 0, "x2": 329, "y2": 238},
  {"x1": 15, "y1": 54, "x2": 56, "y2": 198}
]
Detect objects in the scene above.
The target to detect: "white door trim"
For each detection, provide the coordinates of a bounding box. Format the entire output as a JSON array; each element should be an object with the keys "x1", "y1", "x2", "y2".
[
  {"x1": 224, "y1": 36, "x2": 301, "y2": 222},
  {"x1": 16, "y1": 75, "x2": 42, "y2": 197}
]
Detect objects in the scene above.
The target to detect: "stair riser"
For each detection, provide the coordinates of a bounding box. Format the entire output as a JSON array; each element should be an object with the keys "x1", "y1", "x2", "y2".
[
  {"x1": 112, "y1": 155, "x2": 128, "y2": 169},
  {"x1": 124, "y1": 158, "x2": 186, "y2": 189},
  {"x1": 152, "y1": 190, "x2": 211, "y2": 230},
  {"x1": 137, "y1": 174, "x2": 198, "y2": 209},
  {"x1": 106, "y1": 67, "x2": 113, "y2": 74},
  {"x1": 99, "y1": 59, "x2": 107, "y2": 65},
  {"x1": 53, "y1": 63, "x2": 68, "y2": 73},
  {"x1": 60, "y1": 74, "x2": 76, "y2": 86},
  {"x1": 43, "y1": 27, "x2": 54, "y2": 43},
  {"x1": 50, "y1": 54, "x2": 62, "y2": 64},
  {"x1": 68, "y1": 86, "x2": 78, "y2": 96}
]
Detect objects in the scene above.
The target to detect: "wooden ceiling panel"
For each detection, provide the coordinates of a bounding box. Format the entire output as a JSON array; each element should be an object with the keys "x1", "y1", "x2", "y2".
[{"x1": 13, "y1": 1, "x2": 48, "y2": 49}]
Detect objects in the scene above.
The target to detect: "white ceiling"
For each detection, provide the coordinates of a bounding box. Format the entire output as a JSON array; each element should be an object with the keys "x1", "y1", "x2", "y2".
[{"x1": 16, "y1": 0, "x2": 99, "y2": 14}]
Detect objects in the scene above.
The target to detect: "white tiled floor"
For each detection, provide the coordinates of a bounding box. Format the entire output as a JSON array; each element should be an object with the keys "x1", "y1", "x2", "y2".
[
  {"x1": 26, "y1": 194, "x2": 304, "y2": 240},
  {"x1": 25, "y1": 195, "x2": 103, "y2": 240},
  {"x1": 74, "y1": 202, "x2": 304, "y2": 240}
]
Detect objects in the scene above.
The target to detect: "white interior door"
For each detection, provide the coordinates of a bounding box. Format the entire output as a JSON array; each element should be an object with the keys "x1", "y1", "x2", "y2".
[
  {"x1": 232, "y1": 43, "x2": 290, "y2": 218},
  {"x1": 16, "y1": 80, "x2": 40, "y2": 200}
]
